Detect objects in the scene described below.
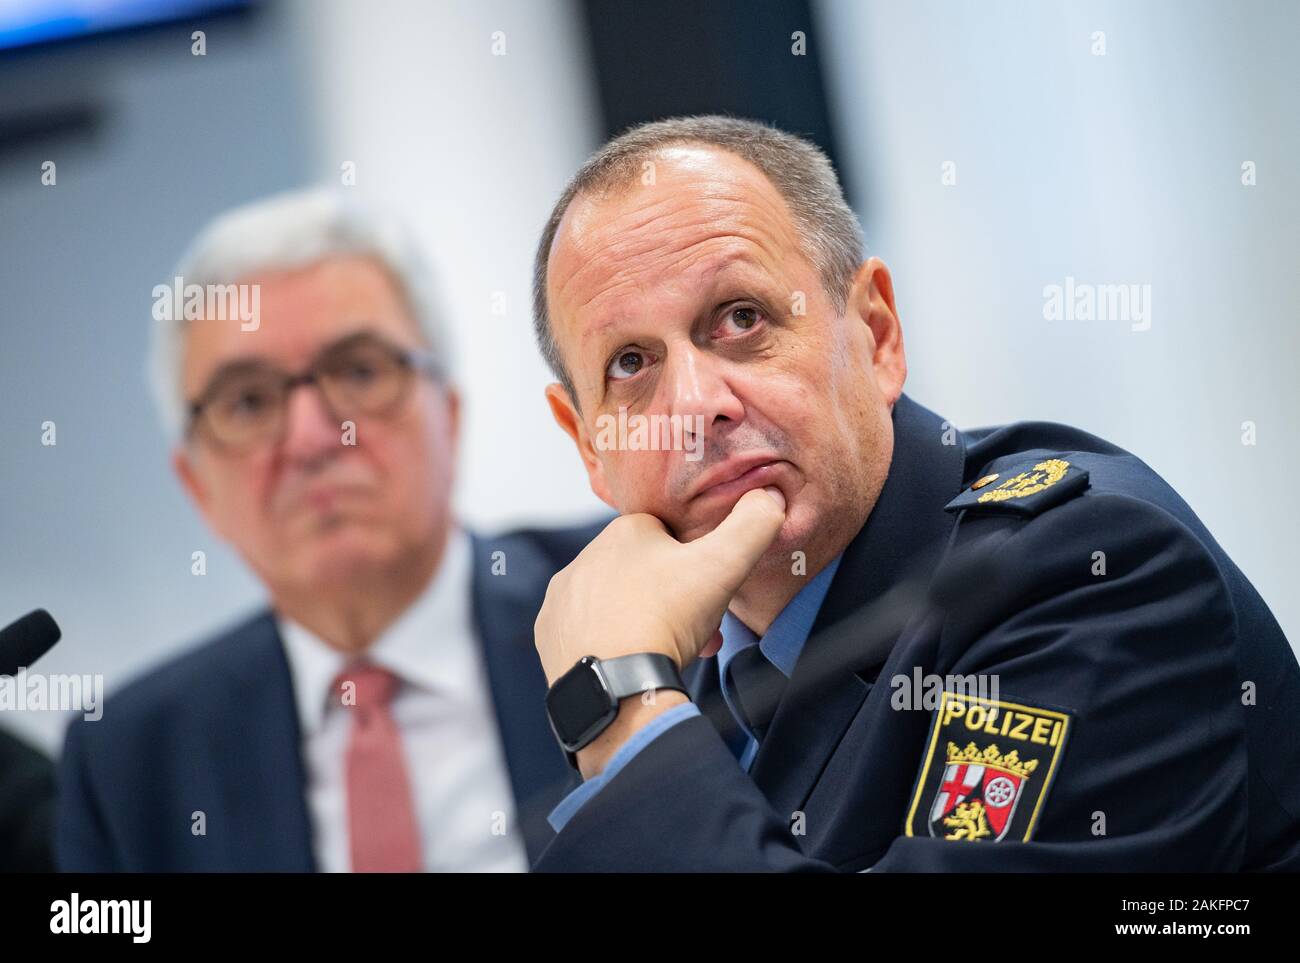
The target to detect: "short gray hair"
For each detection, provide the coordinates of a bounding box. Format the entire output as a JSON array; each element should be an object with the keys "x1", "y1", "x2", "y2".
[
  {"x1": 531, "y1": 115, "x2": 864, "y2": 398},
  {"x1": 149, "y1": 187, "x2": 453, "y2": 439}
]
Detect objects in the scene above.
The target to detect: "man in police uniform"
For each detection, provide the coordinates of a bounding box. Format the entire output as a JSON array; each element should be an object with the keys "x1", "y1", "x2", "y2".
[{"x1": 526, "y1": 116, "x2": 1300, "y2": 871}]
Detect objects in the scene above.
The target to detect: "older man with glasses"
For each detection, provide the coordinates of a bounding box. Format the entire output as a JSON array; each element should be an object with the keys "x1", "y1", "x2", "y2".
[{"x1": 54, "y1": 188, "x2": 599, "y2": 872}]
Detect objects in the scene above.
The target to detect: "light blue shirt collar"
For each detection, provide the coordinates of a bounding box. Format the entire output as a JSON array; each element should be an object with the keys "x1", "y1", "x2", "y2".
[{"x1": 718, "y1": 553, "x2": 844, "y2": 682}]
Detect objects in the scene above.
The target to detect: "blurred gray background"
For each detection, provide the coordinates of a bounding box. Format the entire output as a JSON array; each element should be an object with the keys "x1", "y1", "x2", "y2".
[{"x1": 1, "y1": 0, "x2": 1296, "y2": 753}]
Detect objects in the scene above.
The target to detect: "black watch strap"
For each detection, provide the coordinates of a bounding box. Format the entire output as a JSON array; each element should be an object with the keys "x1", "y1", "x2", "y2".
[
  {"x1": 598, "y1": 652, "x2": 687, "y2": 701},
  {"x1": 547, "y1": 652, "x2": 689, "y2": 771}
]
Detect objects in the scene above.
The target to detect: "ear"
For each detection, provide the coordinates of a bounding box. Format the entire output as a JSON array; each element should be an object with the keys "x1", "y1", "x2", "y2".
[
  {"x1": 442, "y1": 383, "x2": 461, "y2": 459},
  {"x1": 544, "y1": 383, "x2": 617, "y2": 509},
  {"x1": 847, "y1": 256, "x2": 907, "y2": 407}
]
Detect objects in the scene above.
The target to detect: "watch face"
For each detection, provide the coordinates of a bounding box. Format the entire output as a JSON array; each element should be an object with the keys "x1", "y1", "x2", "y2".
[{"x1": 546, "y1": 656, "x2": 618, "y2": 750}]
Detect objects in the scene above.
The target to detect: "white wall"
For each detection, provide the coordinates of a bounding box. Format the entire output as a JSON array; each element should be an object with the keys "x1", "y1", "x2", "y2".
[
  {"x1": 291, "y1": 0, "x2": 607, "y2": 531},
  {"x1": 1, "y1": 3, "x2": 312, "y2": 752},
  {"x1": 817, "y1": 0, "x2": 1299, "y2": 648}
]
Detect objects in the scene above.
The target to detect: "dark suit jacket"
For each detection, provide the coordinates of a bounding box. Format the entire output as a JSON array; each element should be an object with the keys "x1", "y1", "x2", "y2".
[
  {"x1": 535, "y1": 394, "x2": 1300, "y2": 871},
  {"x1": 54, "y1": 525, "x2": 600, "y2": 871},
  {"x1": 0, "y1": 726, "x2": 55, "y2": 872}
]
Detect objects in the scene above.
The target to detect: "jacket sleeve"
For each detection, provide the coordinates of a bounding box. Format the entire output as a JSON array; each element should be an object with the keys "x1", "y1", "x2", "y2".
[
  {"x1": 533, "y1": 493, "x2": 1247, "y2": 871},
  {"x1": 54, "y1": 718, "x2": 122, "y2": 872}
]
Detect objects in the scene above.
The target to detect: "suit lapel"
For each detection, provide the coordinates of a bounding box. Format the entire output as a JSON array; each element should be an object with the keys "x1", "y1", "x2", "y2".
[
  {"x1": 469, "y1": 534, "x2": 576, "y2": 865},
  {"x1": 212, "y1": 614, "x2": 316, "y2": 871},
  {"x1": 222, "y1": 536, "x2": 574, "y2": 871},
  {"x1": 751, "y1": 394, "x2": 967, "y2": 818},
  {"x1": 684, "y1": 657, "x2": 746, "y2": 758}
]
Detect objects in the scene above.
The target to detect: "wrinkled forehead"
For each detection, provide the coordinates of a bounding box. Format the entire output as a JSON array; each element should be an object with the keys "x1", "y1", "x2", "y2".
[
  {"x1": 546, "y1": 147, "x2": 805, "y2": 342},
  {"x1": 180, "y1": 254, "x2": 421, "y2": 396}
]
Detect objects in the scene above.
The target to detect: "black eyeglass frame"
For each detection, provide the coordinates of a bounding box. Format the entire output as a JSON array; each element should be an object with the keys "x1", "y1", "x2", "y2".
[{"x1": 184, "y1": 334, "x2": 445, "y2": 450}]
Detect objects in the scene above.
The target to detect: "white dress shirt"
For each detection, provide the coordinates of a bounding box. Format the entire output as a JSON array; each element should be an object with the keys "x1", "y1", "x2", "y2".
[{"x1": 278, "y1": 528, "x2": 528, "y2": 872}]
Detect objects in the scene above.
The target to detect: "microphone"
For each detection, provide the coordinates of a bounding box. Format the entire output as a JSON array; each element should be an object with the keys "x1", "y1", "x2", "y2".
[{"x1": 0, "y1": 609, "x2": 61, "y2": 677}]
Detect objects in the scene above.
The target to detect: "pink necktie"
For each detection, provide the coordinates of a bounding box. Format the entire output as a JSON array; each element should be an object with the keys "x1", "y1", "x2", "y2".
[{"x1": 335, "y1": 662, "x2": 423, "y2": 872}]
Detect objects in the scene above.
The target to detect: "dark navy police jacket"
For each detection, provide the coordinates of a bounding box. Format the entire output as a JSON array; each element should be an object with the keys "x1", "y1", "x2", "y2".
[{"x1": 535, "y1": 394, "x2": 1300, "y2": 872}]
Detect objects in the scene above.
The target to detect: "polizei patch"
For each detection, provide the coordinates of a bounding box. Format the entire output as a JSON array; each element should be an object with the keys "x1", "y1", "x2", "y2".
[{"x1": 904, "y1": 691, "x2": 1071, "y2": 843}]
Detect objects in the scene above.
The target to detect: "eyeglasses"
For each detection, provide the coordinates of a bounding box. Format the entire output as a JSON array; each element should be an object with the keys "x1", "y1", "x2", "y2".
[{"x1": 186, "y1": 332, "x2": 443, "y2": 452}]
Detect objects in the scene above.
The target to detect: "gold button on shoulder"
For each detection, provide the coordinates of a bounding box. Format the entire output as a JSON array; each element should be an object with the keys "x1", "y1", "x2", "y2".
[{"x1": 971, "y1": 473, "x2": 999, "y2": 490}]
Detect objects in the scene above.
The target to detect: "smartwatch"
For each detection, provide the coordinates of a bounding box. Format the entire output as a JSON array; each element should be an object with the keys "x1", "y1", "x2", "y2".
[{"x1": 545, "y1": 653, "x2": 688, "y2": 770}]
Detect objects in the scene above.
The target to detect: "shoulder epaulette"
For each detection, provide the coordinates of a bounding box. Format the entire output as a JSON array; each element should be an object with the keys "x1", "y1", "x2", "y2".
[{"x1": 944, "y1": 457, "x2": 1090, "y2": 517}]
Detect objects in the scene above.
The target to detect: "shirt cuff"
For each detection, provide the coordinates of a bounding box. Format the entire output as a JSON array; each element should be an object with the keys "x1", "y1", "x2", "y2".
[{"x1": 547, "y1": 701, "x2": 701, "y2": 833}]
